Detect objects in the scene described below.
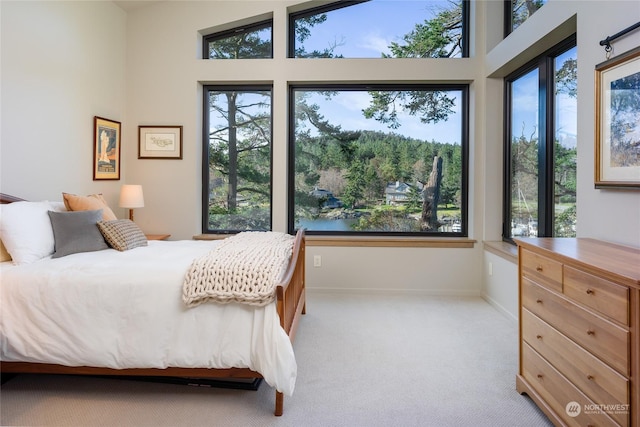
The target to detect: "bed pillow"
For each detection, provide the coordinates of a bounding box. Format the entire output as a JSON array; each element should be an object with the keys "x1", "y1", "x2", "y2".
[
  {"x1": 0, "y1": 201, "x2": 57, "y2": 264},
  {"x1": 97, "y1": 219, "x2": 148, "y2": 251},
  {"x1": 62, "y1": 192, "x2": 117, "y2": 221},
  {"x1": 0, "y1": 239, "x2": 12, "y2": 262},
  {"x1": 48, "y1": 209, "x2": 109, "y2": 258}
]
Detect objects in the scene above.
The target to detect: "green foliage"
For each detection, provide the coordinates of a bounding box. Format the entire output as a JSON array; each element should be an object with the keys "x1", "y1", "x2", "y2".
[
  {"x1": 555, "y1": 58, "x2": 577, "y2": 98},
  {"x1": 207, "y1": 27, "x2": 271, "y2": 59},
  {"x1": 554, "y1": 204, "x2": 576, "y2": 237},
  {"x1": 362, "y1": 3, "x2": 461, "y2": 134},
  {"x1": 386, "y1": 1, "x2": 463, "y2": 59},
  {"x1": 208, "y1": 206, "x2": 270, "y2": 231},
  {"x1": 363, "y1": 91, "x2": 456, "y2": 130},
  {"x1": 353, "y1": 206, "x2": 420, "y2": 232},
  {"x1": 206, "y1": 89, "x2": 272, "y2": 230},
  {"x1": 295, "y1": 129, "x2": 462, "y2": 211},
  {"x1": 511, "y1": 0, "x2": 546, "y2": 31},
  {"x1": 294, "y1": 15, "x2": 344, "y2": 58},
  {"x1": 342, "y1": 160, "x2": 366, "y2": 208}
]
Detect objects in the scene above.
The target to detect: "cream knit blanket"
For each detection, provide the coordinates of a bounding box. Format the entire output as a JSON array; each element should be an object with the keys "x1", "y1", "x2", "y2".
[{"x1": 182, "y1": 231, "x2": 295, "y2": 307}]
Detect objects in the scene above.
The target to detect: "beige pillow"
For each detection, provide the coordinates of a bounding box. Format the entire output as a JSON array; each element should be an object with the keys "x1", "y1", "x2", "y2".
[
  {"x1": 63, "y1": 193, "x2": 117, "y2": 221},
  {"x1": 0, "y1": 239, "x2": 11, "y2": 262},
  {"x1": 97, "y1": 219, "x2": 148, "y2": 251}
]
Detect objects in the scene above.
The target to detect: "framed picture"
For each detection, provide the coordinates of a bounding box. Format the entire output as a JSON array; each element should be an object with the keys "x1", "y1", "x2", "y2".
[
  {"x1": 93, "y1": 116, "x2": 121, "y2": 180},
  {"x1": 138, "y1": 125, "x2": 183, "y2": 159},
  {"x1": 595, "y1": 46, "x2": 640, "y2": 188}
]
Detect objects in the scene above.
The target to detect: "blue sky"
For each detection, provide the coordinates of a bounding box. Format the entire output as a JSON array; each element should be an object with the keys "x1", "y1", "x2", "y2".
[
  {"x1": 296, "y1": 1, "x2": 463, "y2": 144},
  {"x1": 299, "y1": 1, "x2": 452, "y2": 58},
  {"x1": 298, "y1": 89, "x2": 463, "y2": 145},
  {"x1": 511, "y1": 47, "x2": 578, "y2": 148}
]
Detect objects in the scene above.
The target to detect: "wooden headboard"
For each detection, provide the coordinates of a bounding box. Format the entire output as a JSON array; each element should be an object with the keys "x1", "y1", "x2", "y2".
[
  {"x1": 1, "y1": 193, "x2": 25, "y2": 204},
  {"x1": 0, "y1": 193, "x2": 24, "y2": 261}
]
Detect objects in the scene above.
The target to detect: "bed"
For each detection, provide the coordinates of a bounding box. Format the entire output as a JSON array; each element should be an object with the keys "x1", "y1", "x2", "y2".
[{"x1": 0, "y1": 193, "x2": 306, "y2": 416}]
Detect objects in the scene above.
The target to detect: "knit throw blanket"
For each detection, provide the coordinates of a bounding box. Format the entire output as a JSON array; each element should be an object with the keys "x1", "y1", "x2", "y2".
[{"x1": 182, "y1": 231, "x2": 295, "y2": 307}]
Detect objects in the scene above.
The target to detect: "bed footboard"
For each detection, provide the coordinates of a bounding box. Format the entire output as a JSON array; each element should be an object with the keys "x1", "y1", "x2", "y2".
[{"x1": 273, "y1": 228, "x2": 306, "y2": 415}]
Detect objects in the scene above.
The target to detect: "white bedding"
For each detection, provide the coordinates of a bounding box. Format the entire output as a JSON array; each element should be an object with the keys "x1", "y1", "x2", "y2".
[{"x1": 0, "y1": 240, "x2": 296, "y2": 395}]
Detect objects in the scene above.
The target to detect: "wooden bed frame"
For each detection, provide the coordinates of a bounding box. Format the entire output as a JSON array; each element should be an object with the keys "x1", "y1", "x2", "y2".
[{"x1": 0, "y1": 193, "x2": 306, "y2": 416}]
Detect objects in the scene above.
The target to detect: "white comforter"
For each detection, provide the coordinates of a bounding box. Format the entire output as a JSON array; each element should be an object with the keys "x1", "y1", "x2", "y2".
[{"x1": 0, "y1": 240, "x2": 296, "y2": 395}]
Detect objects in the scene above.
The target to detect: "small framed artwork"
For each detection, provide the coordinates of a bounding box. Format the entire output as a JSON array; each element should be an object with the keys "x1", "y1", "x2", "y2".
[
  {"x1": 93, "y1": 116, "x2": 121, "y2": 180},
  {"x1": 595, "y1": 46, "x2": 640, "y2": 189},
  {"x1": 138, "y1": 125, "x2": 183, "y2": 159}
]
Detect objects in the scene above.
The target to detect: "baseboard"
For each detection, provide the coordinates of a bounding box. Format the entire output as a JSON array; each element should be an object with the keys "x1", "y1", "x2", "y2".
[
  {"x1": 481, "y1": 293, "x2": 517, "y2": 323},
  {"x1": 306, "y1": 287, "x2": 481, "y2": 297}
]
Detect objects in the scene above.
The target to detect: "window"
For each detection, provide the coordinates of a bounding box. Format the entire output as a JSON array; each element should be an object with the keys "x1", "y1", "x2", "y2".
[
  {"x1": 289, "y1": 0, "x2": 468, "y2": 58},
  {"x1": 202, "y1": 86, "x2": 272, "y2": 233},
  {"x1": 203, "y1": 19, "x2": 272, "y2": 59},
  {"x1": 504, "y1": 36, "x2": 577, "y2": 240},
  {"x1": 289, "y1": 84, "x2": 468, "y2": 236},
  {"x1": 504, "y1": 0, "x2": 547, "y2": 36}
]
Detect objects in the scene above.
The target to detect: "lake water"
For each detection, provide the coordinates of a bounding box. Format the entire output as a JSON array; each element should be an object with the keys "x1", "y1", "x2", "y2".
[{"x1": 297, "y1": 218, "x2": 358, "y2": 231}]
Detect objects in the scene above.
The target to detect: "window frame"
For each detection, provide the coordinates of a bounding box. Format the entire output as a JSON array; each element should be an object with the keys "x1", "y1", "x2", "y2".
[
  {"x1": 288, "y1": 0, "x2": 469, "y2": 59},
  {"x1": 287, "y1": 83, "x2": 469, "y2": 237},
  {"x1": 202, "y1": 84, "x2": 274, "y2": 234},
  {"x1": 503, "y1": 0, "x2": 547, "y2": 37},
  {"x1": 502, "y1": 34, "x2": 577, "y2": 242},
  {"x1": 202, "y1": 19, "x2": 273, "y2": 60}
]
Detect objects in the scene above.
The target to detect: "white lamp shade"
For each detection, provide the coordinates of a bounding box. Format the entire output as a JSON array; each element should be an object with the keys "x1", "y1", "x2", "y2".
[{"x1": 119, "y1": 185, "x2": 144, "y2": 208}]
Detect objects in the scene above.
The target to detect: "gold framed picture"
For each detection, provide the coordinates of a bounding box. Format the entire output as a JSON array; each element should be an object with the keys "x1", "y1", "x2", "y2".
[
  {"x1": 138, "y1": 126, "x2": 183, "y2": 159},
  {"x1": 93, "y1": 116, "x2": 121, "y2": 180},
  {"x1": 595, "y1": 46, "x2": 640, "y2": 189}
]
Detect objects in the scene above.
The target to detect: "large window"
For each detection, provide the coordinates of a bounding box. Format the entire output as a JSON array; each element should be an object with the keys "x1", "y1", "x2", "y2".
[
  {"x1": 504, "y1": 36, "x2": 577, "y2": 240},
  {"x1": 203, "y1": 19, "x2": 272, "y2": 59},
  {"x1": 289, "y1": 84, "x2": 468, "y2": 236},
  {"x1": 202, "y1": 86, "x2": 272, "y2": 233},
  {"x1": 289, "y1": 0, "x2": 468, "y2": 58},
  {"x1": 504, "y1": 0, "x2": 547, "y2": 36}
]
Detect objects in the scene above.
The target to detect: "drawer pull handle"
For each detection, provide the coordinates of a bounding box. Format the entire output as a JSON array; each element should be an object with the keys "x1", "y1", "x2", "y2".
[
  {"x1": 536, "y1": 335, "x2": 542, "y2": 340},
  {"x1": 586, "y1": 289, "x2": 594, "y2": 295},
  {"x1": 537, "y1": 374, "x2": 543, "y2": 379},
  {"x1": 587, "y1": 375, "x2": 594, "y2": 381},
  {"x1": 536, "y1": 299, "x2": 543, "y2": 304},
  {"x1": 587, "y1": 329, "x2": 595, "y2": 336},
  {"x1": 536, "y1": 265, "x2": 543, "y2": 272}
]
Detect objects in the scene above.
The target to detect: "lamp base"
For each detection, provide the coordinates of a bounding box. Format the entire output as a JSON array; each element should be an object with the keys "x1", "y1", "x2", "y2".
[{"x1": 128, "y1": 209, "x2": 134, "y2": 222}]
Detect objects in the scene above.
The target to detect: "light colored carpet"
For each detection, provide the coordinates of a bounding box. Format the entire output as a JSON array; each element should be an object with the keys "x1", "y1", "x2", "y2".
[{"x1": 0, "y1": 291, "x2": 552, "y2": 427}]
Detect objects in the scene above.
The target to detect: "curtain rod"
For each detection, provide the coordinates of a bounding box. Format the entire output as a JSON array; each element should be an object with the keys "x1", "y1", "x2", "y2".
[{"x1": 599, "y1": 21, "x2": 640, "y2": 50}]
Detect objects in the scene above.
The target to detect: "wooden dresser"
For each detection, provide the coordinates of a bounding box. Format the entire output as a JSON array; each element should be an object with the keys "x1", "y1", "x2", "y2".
[{"x1": 515, "y1": 238, "x2": 640, "y2": 427}]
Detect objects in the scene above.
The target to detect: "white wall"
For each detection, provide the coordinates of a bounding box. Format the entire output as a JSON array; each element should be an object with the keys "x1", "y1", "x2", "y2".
[
  {"x1": 1, "y1": 1, "x2": 638, "y2": 301},
  {"x1": 481, "y1": 0, "x2": 640, "y2": 318},
  {"x1": 0, "y1": 1, "x2": 127, "y2": 209},
  {"x1": 123, "y1": 0, "x2": 485, "y2": 294}
]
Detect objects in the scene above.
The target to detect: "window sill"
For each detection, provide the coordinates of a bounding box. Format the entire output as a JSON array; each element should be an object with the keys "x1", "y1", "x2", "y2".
[
  {"x1": 306, "y1": 236, "x2": 475, "y2": 248},
  {"x1": 193, "y1": 233, "x2": 476, "y2": 248},
  {"x1": 193, "y1": 234, "x2": 232, "y2": 241},
  {"x1": 483, "y1": 240, "x2": 517, "y2": 263}
]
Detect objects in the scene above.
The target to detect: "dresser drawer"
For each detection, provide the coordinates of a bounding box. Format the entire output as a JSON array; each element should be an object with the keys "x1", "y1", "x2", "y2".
[
  {"x1": 522, "y1": 343, "x2": 621, "y2": 427},
  {"x1": 522, "y1": 278, "x2": 630, "y2": 376},
  {"x1": 564, "y1": 266, "x2": 630, "y2": 326},
  {"x1": 520, "y1": 248, "x2": 563, "y2": 292},
  {"x1": 522, "y1": 309, "x2": 629, "y2": 426}
]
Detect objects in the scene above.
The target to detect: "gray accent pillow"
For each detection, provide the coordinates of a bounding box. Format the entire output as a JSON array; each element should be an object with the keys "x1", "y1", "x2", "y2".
[
  {"x1": 48, "y1": 209, "x2": 109, "y2": 258},
  {"x1": 97, "y1": 219, "x2": 148, "y2": 251}
]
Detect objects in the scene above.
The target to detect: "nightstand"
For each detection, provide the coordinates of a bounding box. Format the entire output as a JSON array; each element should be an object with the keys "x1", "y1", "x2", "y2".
[{"x1": 145, "y1": 234, "x2": 171, "y2": 241}]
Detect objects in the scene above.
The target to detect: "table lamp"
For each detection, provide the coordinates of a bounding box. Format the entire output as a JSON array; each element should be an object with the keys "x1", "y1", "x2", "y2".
[{"x1": 119, "y1": 185, "x2": 144, "y2": 221}]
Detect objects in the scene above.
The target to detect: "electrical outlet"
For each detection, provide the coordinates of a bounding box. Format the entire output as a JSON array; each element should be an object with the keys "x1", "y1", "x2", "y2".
[{"x1": 313, "y1": 255, "x2": 322, "y2": 267}]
